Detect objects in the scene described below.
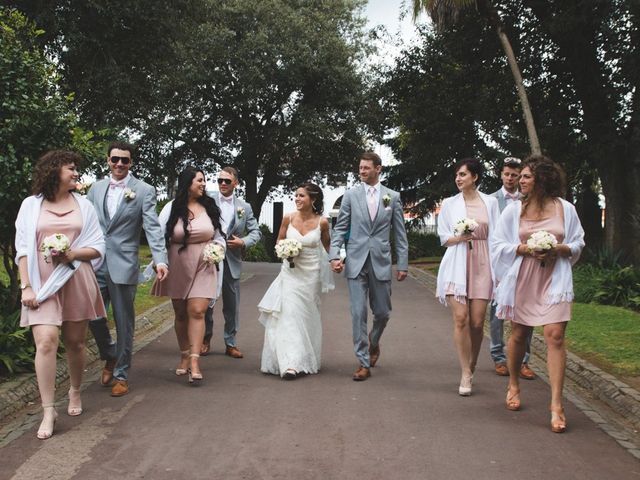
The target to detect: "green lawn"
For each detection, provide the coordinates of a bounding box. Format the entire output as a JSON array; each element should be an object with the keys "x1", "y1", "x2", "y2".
[{"x1": 567, "y1": 303, "x2": 640, "y2": 377}]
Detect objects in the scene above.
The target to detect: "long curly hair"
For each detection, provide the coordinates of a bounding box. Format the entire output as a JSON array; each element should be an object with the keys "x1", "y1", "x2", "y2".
[
  {"x1": 520, "y1": 155, "x2": 566, "y2": 217},
  {"x1": 299, "y1": 182, "x2": 324, "y2": 215},
  {"x1": 165, "y1": 166, "x2": 222, "y2": 252},
  {"x1": 32, "y1": 150, "x2": 82, "y2": 201}
]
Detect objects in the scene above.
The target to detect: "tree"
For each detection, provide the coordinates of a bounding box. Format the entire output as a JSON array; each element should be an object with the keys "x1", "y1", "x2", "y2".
[
  {"x1": 412, "y1": 0, "x2": 542, "y2": 155},
  {"x1": 0, "y1": 8, "x2": 98, "y2": 310}
]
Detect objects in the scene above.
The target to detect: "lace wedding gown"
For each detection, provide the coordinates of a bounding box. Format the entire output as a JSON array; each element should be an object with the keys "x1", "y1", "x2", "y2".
[{"x1": 258, "y1": 221, "x2": 333, "y2": 376}]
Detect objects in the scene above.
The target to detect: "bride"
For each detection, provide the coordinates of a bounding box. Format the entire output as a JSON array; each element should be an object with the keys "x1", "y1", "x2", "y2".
[{"x1": 258, "y1": 182, "x2": 333, "y2": 379}]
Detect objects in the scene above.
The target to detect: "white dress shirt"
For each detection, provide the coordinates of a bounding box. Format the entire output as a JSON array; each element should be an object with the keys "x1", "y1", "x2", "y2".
[
  {"x1": 106, "y1": 173, "x2": 131, "y2": 219},
  {"x1": 218, "y1": 193, "x2": 235, "y2": 235}
]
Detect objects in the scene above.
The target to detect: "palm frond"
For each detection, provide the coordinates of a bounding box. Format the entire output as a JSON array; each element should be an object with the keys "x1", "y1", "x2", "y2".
[{"x1": 412, "y1": 0, "x2": 476, "y2": 30}]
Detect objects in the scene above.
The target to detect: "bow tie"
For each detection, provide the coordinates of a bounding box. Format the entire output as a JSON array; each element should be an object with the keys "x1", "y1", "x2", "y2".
[
  {"x1": 505, "y1": 192, "x2": 518, "y2": 200},
  {"x1": 109, "y1": 180, "x2": 126, "y2": 189},
  {"x1": 220, "y1": 195, "x2": 234, "y2": 204}
]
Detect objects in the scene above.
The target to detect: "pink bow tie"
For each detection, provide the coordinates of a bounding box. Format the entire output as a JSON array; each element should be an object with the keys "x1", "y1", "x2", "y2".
[
  {"x1": 505, "y1": 192, "x2": 518, "y2": 200},
  {"x1": 220, "y1": 195, "x2": 233, "y2": 204},
  {"x1": 109, "y1": 180, "x2": 125, "y2": 189}
]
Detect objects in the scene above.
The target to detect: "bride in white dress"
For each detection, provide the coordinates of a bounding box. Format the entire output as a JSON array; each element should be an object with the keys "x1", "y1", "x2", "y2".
[{"x1": 258, "y1": 183, "x2": 333, "y2": 379}]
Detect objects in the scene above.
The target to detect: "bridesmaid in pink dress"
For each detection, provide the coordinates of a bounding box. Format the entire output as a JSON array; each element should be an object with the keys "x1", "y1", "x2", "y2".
[
  {"x1": 437, "y1": 158, "x2": 500, "y2": 396},
  {"x1": 495, "y1": 156, "x2": 585, "y2": 433},
  {"x1": 152, "y1": 167, "x2": 225, "y2": 384},
  {"x1": 16, "y1": 151, "x2": 106, "y2": 439}
]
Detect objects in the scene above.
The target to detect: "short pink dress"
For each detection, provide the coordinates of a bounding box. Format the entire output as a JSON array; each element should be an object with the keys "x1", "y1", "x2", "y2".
[
  {"x1": 446, "y1": 198, "x2": 493, "y2": 300},
  {"x1": 152, "y1": 213, "x2": 218, "y2": 299},
  {"x1": 21, "y1": 207, "x2": 106, "y2": 327},
  {"x1": 513, "y1": 201, "x2": 571, "y2": 326}
]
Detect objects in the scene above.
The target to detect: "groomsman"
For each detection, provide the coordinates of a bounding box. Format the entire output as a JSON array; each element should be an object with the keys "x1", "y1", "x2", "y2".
[
  {"x1": 489, "y1": 157, "x2": 535, "y2": 380},
  {"x1": 330, "y1": 152, "x2": 409, "y2": 381},
  {"x1": 87, "y1": 141, "x2": 169, "y2": 396},
  {"x1": 202, "y1": 167, "x2": 261, "y2": 358}
]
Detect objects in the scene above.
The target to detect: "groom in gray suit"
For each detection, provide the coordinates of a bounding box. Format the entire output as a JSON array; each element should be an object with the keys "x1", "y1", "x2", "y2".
[
  {"x1": 330, "y1": 152, "x2": 409, "y2": 381},
  {"x1": 87, "y1": 141, "x2": 168, "y2": 397},
  {"x1": 202, "y1": 166, "x2": 261, "y2": 358}
]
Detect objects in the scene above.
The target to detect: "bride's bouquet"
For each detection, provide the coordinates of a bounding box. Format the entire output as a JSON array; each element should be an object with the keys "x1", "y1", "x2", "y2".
[
  {"x1": 526, "y1": 230, "x2": 558, "y2": 267},
  {"x1": 40, "y1": 233, "x2": 75, "y2": 269},
  {"x1": 454, "y1": 217, "x2": 478, "y2": 250},
  {"x1": 275, "y1": 238, "x2": 302, "y2": 268},
  {"x1": 203, "y1": 242, "x2": 225, "y2": 271}
]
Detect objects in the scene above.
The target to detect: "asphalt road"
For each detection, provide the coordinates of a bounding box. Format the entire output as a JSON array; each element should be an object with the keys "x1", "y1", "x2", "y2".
[{"x1": 2, "y1": 262, "x2": 639, "y2": 479}]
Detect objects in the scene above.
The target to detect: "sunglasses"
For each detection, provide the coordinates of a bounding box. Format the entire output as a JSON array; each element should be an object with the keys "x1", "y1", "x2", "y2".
[
  {"x1": 217, "y1": 178, "x2": 233, "y2": 185},
  {"x1": 110, "y1": 156, "x2": 131, "y2": 165}
]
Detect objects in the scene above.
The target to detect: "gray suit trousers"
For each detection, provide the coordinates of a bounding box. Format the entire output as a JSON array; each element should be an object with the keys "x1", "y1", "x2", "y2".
[
  {"x1": 90, "y1": 269, "x2": 137, "y2": 380},
  {"x1": 204, "y1": 260, "x2": 240, "y2": 347},
  {"x1": 348, "y1": 255, "x2": 392, "y2": 368}
]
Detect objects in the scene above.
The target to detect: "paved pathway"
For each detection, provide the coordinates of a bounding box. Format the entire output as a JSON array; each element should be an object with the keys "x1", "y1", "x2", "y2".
[{"x1": 1, "y1": 263, "x2": 639, "y2": 479}]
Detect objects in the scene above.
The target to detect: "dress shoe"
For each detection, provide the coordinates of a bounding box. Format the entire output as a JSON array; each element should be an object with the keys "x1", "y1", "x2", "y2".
[
  {"x1": 494, "y1": 363, "x2": 509, "y2": 376},
  {"x1": 200, "y1": 342, "x2": 211, "y2": 356},
  {"x1": 352, "y1": 366, "x2": 370, "y2": 381},
  {"x1": 111, "y1": 379, "x2": 129, "y2": 397},
  {"x1": 368, "y1": 334, "x2": 380, "y2": 367},
  {"x1": 225, "y1": 345, "x2": 244, "y2": 359},
  {"x1": 519, "y1": 363, "x2": 536, "y2": 380},
  {"x1": 101, "y1": 359, "x2": 116, "y2": 386},
  {"x1": 283, "y1": 369, "x2": 298, "y2": 380}
]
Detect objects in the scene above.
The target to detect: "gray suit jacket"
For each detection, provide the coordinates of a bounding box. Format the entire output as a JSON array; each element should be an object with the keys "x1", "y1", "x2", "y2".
[
  {"x1": 491, "y1": 188, "x2": 507, "y2": 213},
  {"x1": 214, "y1": 194, "x2": 261, "y2": 280},
  {"x1": 87, "y1": 176, "x2": 168, "y2": 285},
  {"x1": 330, "y1": 183, "x2": 409, "y2": 281}
]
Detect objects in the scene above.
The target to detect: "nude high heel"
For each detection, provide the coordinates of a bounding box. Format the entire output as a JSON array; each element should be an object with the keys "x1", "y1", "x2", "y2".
[
  {"x1": 67, "y1": 385, "x2": 83, "y2": 416},
  {"x1": 188, "y1": 353, "x2": 203, "y2": 384},
  {"x1": 506, "y1": 386, "x2": 521, "y2": 411},
  {"x1": 175, "y1": 349, "x2": 190, "y2": 376},
  {"x1": 37, "y1": 404, "x2": 58, "y2": 440},
  {"x1": 550, "y1": 406, "x2": 567, "y2": 433}
]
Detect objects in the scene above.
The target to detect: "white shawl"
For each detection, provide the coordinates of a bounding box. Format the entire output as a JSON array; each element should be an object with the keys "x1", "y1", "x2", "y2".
[
  {"x1": 156, "y1": 200, "x2": 226, "y2": 300},
  {"x1": 491, "y1": 198, "x2": 585, "y2": 319},
  {"x1": 436, "y1": 191, "x2": 500, "y2": 305},
  {"x1": 15, "y1": 193, "x2": 105, "y2": 304}
]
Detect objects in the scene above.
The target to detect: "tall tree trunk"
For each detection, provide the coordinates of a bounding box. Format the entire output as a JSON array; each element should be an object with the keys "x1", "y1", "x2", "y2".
[
  {"x1": 574, "y1": 173, "x2": 603, "y2": 251},
  {"x1": 478, "y1": 0, "x2": 542, "y2": 155}
]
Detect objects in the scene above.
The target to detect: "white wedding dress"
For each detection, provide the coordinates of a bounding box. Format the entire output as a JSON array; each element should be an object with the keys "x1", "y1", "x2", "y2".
[{"x1": 258, "y1": 221, "x2": 334, "y2": 377}]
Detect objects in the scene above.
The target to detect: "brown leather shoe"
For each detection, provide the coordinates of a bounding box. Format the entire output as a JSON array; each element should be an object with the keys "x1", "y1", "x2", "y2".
[
  {"x1": 368, "y1": 333, "x2": 380, "y2": 367},
  {"x1": 495, "y1": 363, "x2": 509, "y2": 376},
  {"x1": 101, "y1": 359, "x2": 116, "y2": 386},
  {"x1": 225, "y1": 345, "x2": 244, "y2": 359},
  {"x1": 200, "y1": 343, "x2": 211, "y2": 356},
  {"x1": 520, "y1": 363, "x2": 536, "y2": 380},
  {"x1": 111, "y1": 379, "x2": 129, "y2": 397},
  {"x1": 352, "y1": 366, "x2": 371, "y2": 381}
]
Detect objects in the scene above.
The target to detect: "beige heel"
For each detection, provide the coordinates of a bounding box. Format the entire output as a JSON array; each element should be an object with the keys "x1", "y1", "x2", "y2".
[
  {"x1": 550, "y1": 406, "x2": 567, "y2": 433},
  {"x1": 37, "y1": 404, "x2": 58, "y2": 440},
  {"x1": 175, "y1": 349, "x2": 190, "y2": 376},
  {"x1": 67, "y1": 385, "x2": 83, "y2": 416},
  {"x1": 188, "y1": 353, "x2": 203, "y2": 384}
]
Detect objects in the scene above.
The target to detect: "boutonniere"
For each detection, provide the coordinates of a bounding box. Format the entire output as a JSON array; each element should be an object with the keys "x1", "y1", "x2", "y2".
[
  {"x1": 237, "y1": 207, "x2": 245, "y2": 219},
  {"x1": 75, "y1": 182, "x2": 92, "y2": 195},
  {"x1": 123, "y1": 188, "x2": 136, "y2": 201},
  {"x1": 382, "y1": 194, "x2": 392, "y2": 209}
]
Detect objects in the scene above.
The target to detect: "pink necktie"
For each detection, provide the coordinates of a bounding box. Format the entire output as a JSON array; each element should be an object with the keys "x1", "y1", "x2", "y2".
[{"x1": 367, "y1": 187, "x2": 377, "y2": 221}]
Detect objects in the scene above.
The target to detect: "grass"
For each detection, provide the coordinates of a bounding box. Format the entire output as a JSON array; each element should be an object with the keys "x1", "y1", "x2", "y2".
[{"x1": 567, "y1": 303, "x2": 640, "y2": 377}]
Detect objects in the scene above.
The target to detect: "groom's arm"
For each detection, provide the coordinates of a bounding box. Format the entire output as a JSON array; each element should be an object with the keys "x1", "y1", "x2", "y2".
[
  {"x1": 329, "y1": 191, "x2": 352, "y2": 261},
  {"x1": 391, "y1": 192, "x2": 409, "y2": 278}
]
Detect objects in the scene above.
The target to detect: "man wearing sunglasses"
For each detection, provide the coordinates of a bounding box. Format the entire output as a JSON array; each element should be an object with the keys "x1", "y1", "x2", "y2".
[
  {"x1": 489, "y1": 156, "x2": 535, "y2": 380},
  {"x1": 87, "y1": 141, "x2": 169, "y2": 396},
  {"x1": 202, "y1": 166, "x2": 261, "y2": 358}
]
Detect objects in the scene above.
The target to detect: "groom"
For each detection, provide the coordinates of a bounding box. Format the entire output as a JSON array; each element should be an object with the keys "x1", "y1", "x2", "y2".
[{"x1": 330, "y1": 152, "x2": 409, "y2": 381}]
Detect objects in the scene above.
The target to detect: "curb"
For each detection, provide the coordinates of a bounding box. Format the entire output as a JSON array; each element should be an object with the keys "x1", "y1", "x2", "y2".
[
  {"x1": 0, "y1": 301, "x2": 173, "y2": 423},
  {"x1": 409, "y1": 265, "x2": 640, "y2": 458}
]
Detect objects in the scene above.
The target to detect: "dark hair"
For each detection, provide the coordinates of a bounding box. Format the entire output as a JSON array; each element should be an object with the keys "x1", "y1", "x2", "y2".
[
  {"x1": 454, "y1": 157, "x2": 483, "y2": 184},
  {"x1": 521, "y1": 155, "x2": 566, "y2": 217},
  {"x1": 165, "y1": 166, "x2": 223, "y2": 251},
  {"x1": 299, "y1": 182, "x2": 324, "y2": 215},
  {"x1": 220, "y1": 166, "x2": 239, "y2": 180},
  {"x1": 32, "y1": 150, "x2": 82, "y2": 201},
  {"x1": 108, "y1": 141, "x2": 135, "y2": 158},
  {"x1": 502, "y1": 156, "x2": 522, "y2": 172},
  {"x1": 360, "y1": 151, "x2": 382, "y2": 167}
]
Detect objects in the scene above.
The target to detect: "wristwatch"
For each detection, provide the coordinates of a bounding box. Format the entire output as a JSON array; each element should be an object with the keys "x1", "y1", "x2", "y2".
[{"x1": 20, "y1": 283, "x2": 31, "y2": 290}]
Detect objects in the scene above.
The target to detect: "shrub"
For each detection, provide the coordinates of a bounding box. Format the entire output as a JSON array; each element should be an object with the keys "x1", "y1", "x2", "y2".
[
  {"x1": 0, "y1": 310, "x2": 35, "y2": 377},
  {"x1": 573, "y1": 263, "x2": 640, "y2": 311},
  {"x1": 406, "y1": 231, "x2": 444, "y2": 260},
  {"x1": 243, "y1": 240, "x2": 272, "y2": 262}
]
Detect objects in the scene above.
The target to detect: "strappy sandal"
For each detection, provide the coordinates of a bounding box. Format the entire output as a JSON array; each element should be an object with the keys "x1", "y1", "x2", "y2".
[
  {"x1": 37, "y1": 403, "x2": 58, "y2": 440},
  {"x1": 506, "y1": 386, "x2": 521, "y2": 411},
  {"x1": 67, "y1": 385, "x2": 83, "y2": 416},
  {"x1": 550, "y1": 406, "x2": 567, "y2": 433},
  {"x1": 175, "y1": 349, "x2": 190, "y2": 376},
  {"x1": 188, "y1": 353, "x2": 203, "y2": 384}
]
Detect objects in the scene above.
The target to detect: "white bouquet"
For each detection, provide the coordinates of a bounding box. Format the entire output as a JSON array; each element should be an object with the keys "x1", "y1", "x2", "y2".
[
  {"x1": 526, "y1": 230, "x2": 558, "y2": 267},
  {"x1": 275, "y1": 238, "x2": 303, "y2": 268},
  {"x1": 453, "y1": 217, "x2": 479, "y2": 250},
  {"x1": 203, "y1": 242, "x2": 225, "y2": 271},
  {"x1": 40, "y1": 233, "x2": 74, "y2": 269}
]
